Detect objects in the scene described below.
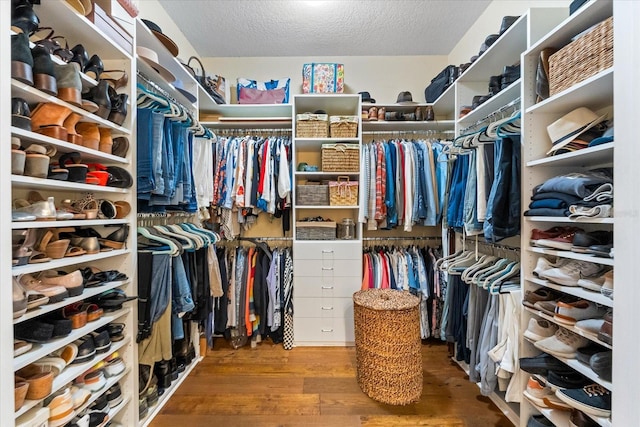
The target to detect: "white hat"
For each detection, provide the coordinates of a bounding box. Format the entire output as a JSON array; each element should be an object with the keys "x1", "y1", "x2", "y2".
[
  {"x1": 546, "y1": 107, "x2": 607, "y2": 155},
  {"x1": 136, "y1": 46, "x2": 176, "y2": 83}
]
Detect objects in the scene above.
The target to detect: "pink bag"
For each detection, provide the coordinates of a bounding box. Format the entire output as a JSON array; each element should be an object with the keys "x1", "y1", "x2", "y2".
[{"x1": 238, "y1": 86, "x2": 286, "y2": 104}]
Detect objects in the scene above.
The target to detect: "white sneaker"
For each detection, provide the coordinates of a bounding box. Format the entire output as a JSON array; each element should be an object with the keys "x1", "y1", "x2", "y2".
[
  {"x1": 532, "y1": 257, "x2": 569, "y2": 278},
  {"x1": 554, "y1": 300, "x2": 607, "y2": 325},
  {"x1": 575, "y1": 318, "x2": 606, "y2": 337},
  {"x1": 522, "y1": 376, "x2": 552, "y2": 406},
  {"x1": 524, "y1": 317, "x2": 558, "y2": 341},
  {"x1": 534, "y1": 328, "x2": 589, "y2": 359},
  {"x1": 540, "y1": 260, "x2": 603, "y2": 286},
  {"x1": 601, "y1": 270, "x2": 613, "y2": 299}
]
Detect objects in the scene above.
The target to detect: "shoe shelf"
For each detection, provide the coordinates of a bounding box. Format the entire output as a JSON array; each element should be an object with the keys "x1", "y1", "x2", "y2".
[
  {"x1": 527, "y1": 247, "x2": 614, "y2": 267},
  {"x1": 457, "y1": 15, "x2": 528, "y2": 83},
  {"x1": 14, "y1": 307, "x2": 129, "y2": 371},
  {"x1": 361, "y1": 119, "x2": 455, "y2": 132},
  {"x1": 522, "y1": 396, "x2": 571, "y2": 427},
  {"x1": 14, "y1": 280, "x2": 130, "y2": 325},
  {"x1": 525, "y1": 216, "x2": 614, "y2": 224},
  {"x1": 109, "y1": 395, "x2": 132, "y2": 423},
  {"x1": 14, "y1": 336, "x2": 130, "y2": 418},
  {"x1": 525, "y1": 68, "x2": 613, "y2": 115},
  {"x1": 35, "y1": 0, "x2": 133, "y2": 60},
  {"x1": 12, "y1": 219, "x2": 129, "y2": 230},
  {"x1": 200, "y1": 103, "x2": 293, "y2": 118},
  {"x1": 295, "y1": 137, "x2": 360, "y2": 149},
  {"x1": 431, "y1": 84, "x2": 456, "y2": 119},
  {"x1": 457, "y1": 79, "x2": 521, "y2": 126},
  {"x1": 526, "y1": 277, "x2": 613, "y2": 309},
  {"x1": 523, "y1": 306, "x2": 613, "y2": 349},
  {"x1": 12, "y1": 248, "x2": 129, "y2": 276},
  {"x1": 11, "y1": 127, "x2": 130, "y2": 165},
  {"x1": 11, "y1": 79, "x2": 131, "y2": 135},
  {"x1": 523, "y1": 336, "x2": 612, "y2": 391},
  {"x1": 12, "y1": 175, "x2": 130, "y2": 194},
  {"x1": 139, "y1": 356, "x2": 203, "y2": 427},
  {"x1": 452, "y1": 358, "x2": 520, "y2": 425},
  {"x1": 295, "y1": 171, "x2": 359, "y2": 179},
  {"x1": 75, "y1": 366, "x2": 131, "y2": 416},
  {"x1": 525, "y1": 142, "x2": 614, "y2": 168}
]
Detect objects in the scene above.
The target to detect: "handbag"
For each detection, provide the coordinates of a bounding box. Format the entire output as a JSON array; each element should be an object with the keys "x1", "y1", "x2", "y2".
[
  {"x1": 238, "y1": 86, "x2": 286, "y2": 104},
  {"x1": 236, "y1": 77, "x2": 290, "y2": 103},
  {"x1": 185, "y1": 56, "x2": 226, "y2": 104}
]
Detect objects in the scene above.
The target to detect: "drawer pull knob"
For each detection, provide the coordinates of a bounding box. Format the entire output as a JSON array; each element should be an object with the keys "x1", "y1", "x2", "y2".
[
  {"x1": 321, "y1": 286, "x2": 334, "y2": 289},
  {"x1": 322, "y1": 250, "x2": 334, "y2": 253},
  {"x1": 321, "y1": 306, "x2": 333, "y2": 310},
  {"x1": 321, "y1": 329, "x2": 334, "y2": 332},
  {"x1": 322, "y1": 267, "x2": 333, "y2": 271}
]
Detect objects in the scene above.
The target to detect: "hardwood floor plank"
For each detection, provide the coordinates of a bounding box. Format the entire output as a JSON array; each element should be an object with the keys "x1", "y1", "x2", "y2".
[
  {"x1": 303, "y1": 377, "x2": 362, "y2": 394},
  {"x1": 160, "y1": 394, "x2": 321, "y2": 416},
  {"x1": 173, "y1": 375, "x2": 305, "y2": 395},
  {"x1": 320, "y1": 392, "x2": 418, "y2": 416},
  {"x1": 149, "y1": 414, "x2": 362, "y2": 427},
  {"x1": 360, "y1": 415, "x2": 466, "y2": 426}
]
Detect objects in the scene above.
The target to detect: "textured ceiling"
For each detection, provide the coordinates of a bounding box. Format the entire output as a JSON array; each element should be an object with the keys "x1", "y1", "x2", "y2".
[{"x1": 157, "y1": 0, "x2": 492, "y2": 57}]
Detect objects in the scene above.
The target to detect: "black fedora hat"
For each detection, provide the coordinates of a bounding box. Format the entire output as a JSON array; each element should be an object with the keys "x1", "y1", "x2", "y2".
[
  {"x1": 396, "y1": 91, "x2": 417, "y2": 104},
  {"x1": 358, "y1": 91, "x2": 376, "y2": 103}
]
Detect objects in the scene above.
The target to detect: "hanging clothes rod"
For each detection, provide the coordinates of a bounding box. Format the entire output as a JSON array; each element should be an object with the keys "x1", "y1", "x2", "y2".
[
  {"x1": 136, "y1": 71, "x2": 196, "y2": 115},
  {"x1": 237, "y1": 236, "x2": 293, "y2": 241},
  {"x1": 459, "y1": 97, "x2": 521, "y2": 135},
  {"x1": 363, "y1": 236, "x2": 441, "y2": 241},
  {"x1": 464, "y1": 238, "x2": 520, "y2": 252},
  {"x1": 217, "y1": 128, "x2": 292, "y2": 136},
  {"x1": 362, "y1": 130, "x2": 455, "y2": 136}
]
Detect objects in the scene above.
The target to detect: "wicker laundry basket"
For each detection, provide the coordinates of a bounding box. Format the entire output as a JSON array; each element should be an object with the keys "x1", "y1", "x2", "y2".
[{"x1": 353, "y1": 288, "x2": 422, "y2": 405}]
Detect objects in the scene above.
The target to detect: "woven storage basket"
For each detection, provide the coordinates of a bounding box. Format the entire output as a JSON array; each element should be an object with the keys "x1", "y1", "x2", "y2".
[
  {"x1": 296, "y1": 184, "x2": 329, "y2": 205},
  {"x1": 296, "y1": 113, "x2": 329, "y2": 138},
  {"x1": 296, "y1": 221, "x2": 336, "y2": 240},
  {"x1": 329, "y1": 176, "x2": 358, "y2": 206},
  {"x1": 549, "y1": 16, "x2": 613, "y2": 96},
  {"x1": 322, "y1": 143, "x2": 359, "y2": 172},
  {"x1": 330, "y1": 115, "x2": 358, "y2": 138},
  {"x1": 353, "y1": 289, "x2": 422, "y2": 405}
]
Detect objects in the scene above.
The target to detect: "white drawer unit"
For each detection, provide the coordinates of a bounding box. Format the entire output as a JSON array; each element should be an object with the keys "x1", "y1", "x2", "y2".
[
  {"x1": 294, "y1": 275, "x2": 360, "y2": 298},
  {"x1": 294, "y1": 297, "x2": 354, "y2": 319},
  {"x1": 293, "y1": 316, "x2": 355, "y2": 345},
  {"x1": 293, "y1": 241, "x2": 362, "y2": 260},
  {"x1": 293, "y1": 259, "x2": 360, "y2": 277}
]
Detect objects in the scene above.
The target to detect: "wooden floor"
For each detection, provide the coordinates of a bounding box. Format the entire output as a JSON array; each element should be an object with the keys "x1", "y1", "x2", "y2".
[{"x1": 150, "y1": 339, "x2": 511, "y2": 427}]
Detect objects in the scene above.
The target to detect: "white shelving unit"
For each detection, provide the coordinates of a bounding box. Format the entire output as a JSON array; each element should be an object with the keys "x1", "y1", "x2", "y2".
[
  {"x1": 4, "y1": 1, "x2": 138, "y2": 425},
  {"x1": 520, "y1": 2, "x2": 614, "y2": 426}
]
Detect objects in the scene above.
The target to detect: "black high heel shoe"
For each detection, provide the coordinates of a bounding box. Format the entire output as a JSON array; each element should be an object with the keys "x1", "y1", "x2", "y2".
[
  {"x1": 70, "y1": 44, "x2": 90, "y2": 71},
  {"x1": 84, "y1": 54, "x2": 104, "y2": 80},
  {"x1": 100, "y1": 224, "x2": 129, "y2": 249},
  {"x1": 83, "y1": 80, "x2": 111, "y2": 119}
]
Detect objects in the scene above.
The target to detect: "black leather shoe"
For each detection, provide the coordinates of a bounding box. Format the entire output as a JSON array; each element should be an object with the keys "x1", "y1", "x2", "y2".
[
  {"x1": 499, "y1": 16, "x2": 520, "y2": 35},
  {"x1": 154, "y1": 360, "x2": 172, "y2": 389},
  {"x1": 70, "y1": 44, "x2": 90, "y2": 71},
  {"x1": 12, "y1": 97, "x2": 31, "y2": 130},
  {"x1": 170, "y1": 357, "x2": 179, "y2": 380},
  {"x1": 84, "y1": 54, "x2": 104, "y2": 80},
  {"x1": 83, "y1": 80, "x2": 111, "y2": 119},
  {"x1": 31, "y1": 45, "x2": 57, "y2": 95},
  {"x1": 11, "y1": 0, "x2": 40, "y2": 34},
  {"x1": 11, "y1": 32, "x2": 34, "y2": 85},
  {"x1": 108, "y1": 93, "x2": 128, "y2": 126}
]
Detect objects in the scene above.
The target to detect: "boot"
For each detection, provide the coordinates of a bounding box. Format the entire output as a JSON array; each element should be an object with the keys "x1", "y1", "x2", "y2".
[
  {"x1": 30, "y1": 103, "x2": 72, "y2": 141},
  {"x1": 63, "y1": 113, "x2": 83, "y2": 145},
  {"x1": 31, "y1": 45, "x2": 58, "y2": 96},
  {"x1": 111, "y1": 137, "x2": 129, "y2": 158},
  {"x1": 98, "y1": 127, "x2": 113, "y2": 154},
  {"x1": 12, "y1": 97, "x2": 32, "y2": 131},
  {"x1": 108, "y1": 93, "x2": 128, "y2": 126},
  {"x1": 11, "y1": 0, "x2": 39, "y2": 35},
  {"x1": 84, "y1": 80, "x2": 111, "y2": 119},
  {"x1": 76, "y1": 122, "x2": 100, "y2": 150},
  {"x1": 11, "y1": 32, "x2": 33, "y2": 86},
  {"x1": 53, "y1": 62, "x2": 82, "y2": 107}
]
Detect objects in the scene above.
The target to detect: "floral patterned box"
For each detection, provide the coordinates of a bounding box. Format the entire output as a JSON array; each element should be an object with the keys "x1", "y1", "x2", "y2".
[{"x1": 302, "y1": 63, "x2": 344, "y2": 93}]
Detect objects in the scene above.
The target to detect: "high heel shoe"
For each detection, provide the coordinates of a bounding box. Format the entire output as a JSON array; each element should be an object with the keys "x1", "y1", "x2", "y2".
[
  {"x1": 11, "y1": 32, "x2": 34, "y2": 85},
  {"x1": 30, "y1": 102, "x2": 72, "y2": 141},
  {"x1": 100, "y1": 224, "x2": 129, "y2": 249},
  {"x1": 83, "y1": 80, "x2": 111, "y2": 119},
  {"x1": 63, "y1": 112, "x2": 83, "y2": 145},
  {"x1": 53, "y1": 62, "x2": 83, "y2": 107},
  {"x1": 84, "y1": 54, "x2": 104, "y2": 80},
  {"x1": 99, "y1": 128, "x2": 113, "y2": 154},
  {"x1": 11, "y1": 0, "x2": 40, "y2": 35},
  {"x1": 76, "y1": 123, "x2": 100, "y2": 150},
  {"x1": 69, "y1": 44, "x2": 90, "y2": 71},
  {"x1": 101, "y1": 70, "x2": 128, "y2": 90},
  {"x1": 109, "y1": 93, "x2": 128, "y2": 126},
  {"x1": 13, "y1": 229, "x2": 37, "y2": 266}
]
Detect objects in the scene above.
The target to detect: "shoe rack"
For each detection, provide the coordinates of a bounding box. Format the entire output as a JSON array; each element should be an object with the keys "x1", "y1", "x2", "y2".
[
  {"x1": 5, "y1": 1, "x2": 138, "y2": 425},
  {"x1": 520, "y1": 1, "x2": 614, "y2": 426}
]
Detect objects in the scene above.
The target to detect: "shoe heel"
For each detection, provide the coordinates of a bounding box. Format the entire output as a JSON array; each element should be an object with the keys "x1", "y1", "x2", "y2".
[
  {"x1": 108, "y1": 111, "x2": 126, "y2": 126},
  {"x1": 11, "y1": 60, "x2": 33, "y2": 86}
]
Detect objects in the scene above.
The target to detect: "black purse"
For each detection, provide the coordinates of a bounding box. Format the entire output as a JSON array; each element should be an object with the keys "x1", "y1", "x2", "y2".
[{"x1": 184, "y1": 56, "x2": 226, "y2": 104}]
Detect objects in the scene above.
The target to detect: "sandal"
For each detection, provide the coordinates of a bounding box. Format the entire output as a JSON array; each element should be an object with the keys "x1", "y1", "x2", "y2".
[
  {"x1": 37, "y1": 229, "x2": 70, "y2": 259},
  {"x1": 62, "y1": 193, "x2": 99, "y2": 219},
  {"x1": 65, "y1": 246, "x2": 86, "y2": 257},
  {"x1": 13, "y1": 228, "x2": 37, "y2": 266},
  {"x1": 28, "y1": 250, "x2": 52, "y2": 264},
  {"x1": 101, "y1": 69, "x2": 128, "y2": 90}
]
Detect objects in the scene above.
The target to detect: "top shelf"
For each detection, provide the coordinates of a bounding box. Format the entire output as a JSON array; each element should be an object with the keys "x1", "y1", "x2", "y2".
[
  {"x1": 431, "y1": 84, "x2": 456, "y2": 119},
  {"x1": 525, "y1": 0, "x2": 613, "y2": 57},
  {"x1": 35, "y1": 0, "x2": 132, "y2": 60},
  {"x1": 293, "y1": 94, "x2": 360, "y2": 116},
  {"x1": 457, "y1": 14, "x2": 528, "y2": 83}
]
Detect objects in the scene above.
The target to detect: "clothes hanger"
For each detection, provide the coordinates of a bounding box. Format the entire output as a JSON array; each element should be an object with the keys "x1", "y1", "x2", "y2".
[
  {"x1": 167, "y1": 223, "x2": 204, "y2": 249},
  {"x1": 435, "y1": 249, "x2": 464, "y2": 270},
  {"x1": 462, "y1": 255, "x2": 498, "y2": 283},
  {"x1": 470, "y1": 258, "x2": 511, "y2": 286},
  {"x1": 153, "y1": 225, "x2": 195, "y2": 250},
  {"x1": 180, "y1": 223, "x2": 214, "y2": 246},
  {"x1": 137, "y1": 226, "x2": 179, "y2": 255},
  {"x1": 483, "y1": 261, "x2": 520, "y2": 290}
]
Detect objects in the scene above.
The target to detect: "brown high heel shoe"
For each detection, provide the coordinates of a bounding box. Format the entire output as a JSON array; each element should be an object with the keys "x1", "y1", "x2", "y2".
[
  {"x1": 99, "y1": 127, "x2": 113, "y2": 154},
  {"x1": 30, "y1": 103, "x2": 72, "y2": 141},
  {"x1": 76, "y1": 122, "x2": 100, "y2": 150},
  {"x1": 63, "y1": 112, "x2": 83, "y2": 145},
  {"x1": 101, "y1": 70, "x2": 129, "y2": 90}
]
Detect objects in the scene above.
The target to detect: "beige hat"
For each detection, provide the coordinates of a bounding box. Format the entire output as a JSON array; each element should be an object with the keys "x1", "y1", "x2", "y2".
[
  {"x1": 136, "y1": 46, "x2": 176, "y2": 83},
  {"x1": 546, "y1": 107, "x2": 607, "y2": 155}
]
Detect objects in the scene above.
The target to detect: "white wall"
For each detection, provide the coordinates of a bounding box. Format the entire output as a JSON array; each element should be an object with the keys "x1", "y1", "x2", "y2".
[
  {"x1": 201, "y1": 55, "x2": 448, "y2": 104},
  {"x1": 448, "y1": 0, "x2": 571, "y2": 66}
]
